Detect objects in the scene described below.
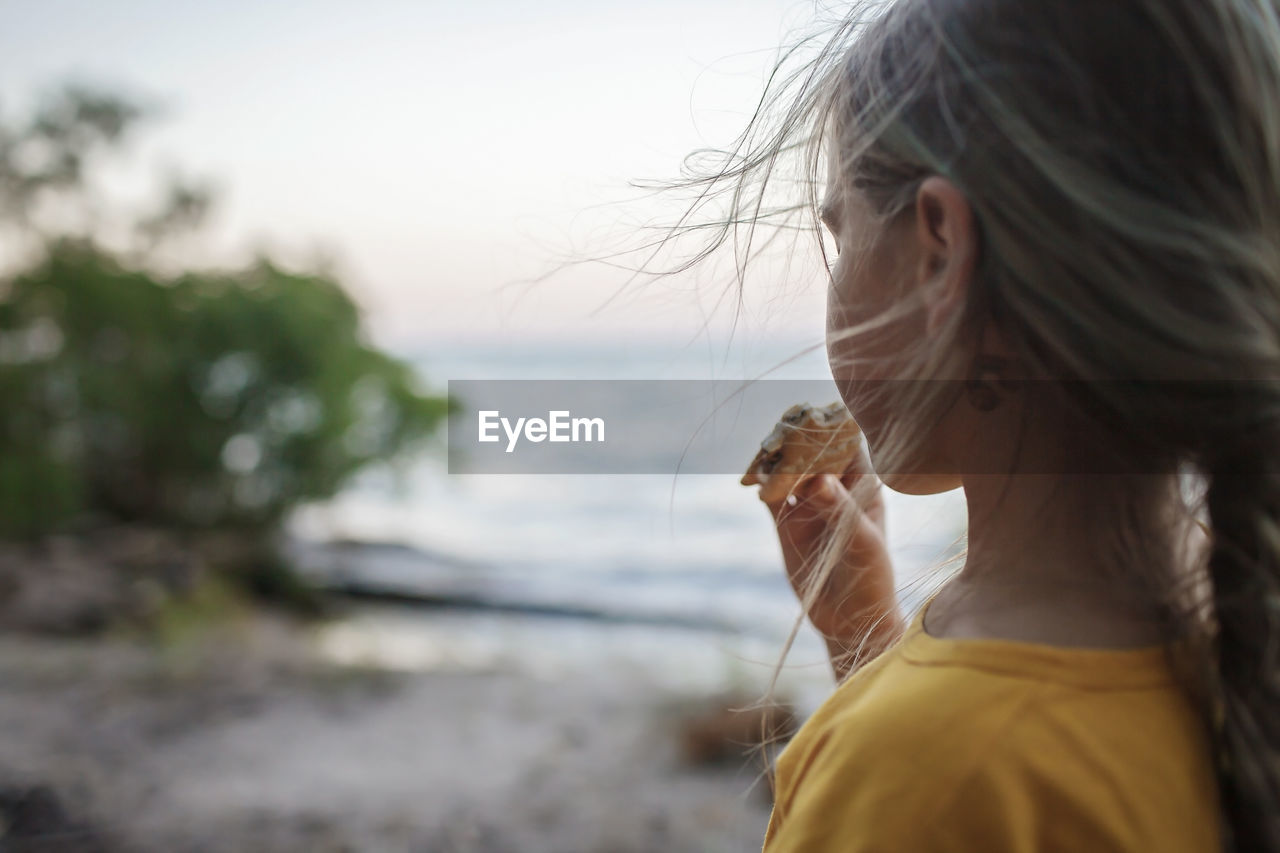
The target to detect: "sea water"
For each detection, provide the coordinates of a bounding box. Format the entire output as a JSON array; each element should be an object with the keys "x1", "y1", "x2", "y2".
[{"x1": 289, "y1": 335, "x2": 968, "y2": 713}]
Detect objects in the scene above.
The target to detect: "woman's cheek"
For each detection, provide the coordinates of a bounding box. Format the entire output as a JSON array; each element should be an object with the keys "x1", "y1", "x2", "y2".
[
  {"x1": 825, "y1": 263, "x2": 896, "y2": 442},
  {"x1": 825, "y1": 276, "x2": 854, "y2": 377},
  {"x1": 827, "y1": 268, "x2": 871, "y2": 434}
]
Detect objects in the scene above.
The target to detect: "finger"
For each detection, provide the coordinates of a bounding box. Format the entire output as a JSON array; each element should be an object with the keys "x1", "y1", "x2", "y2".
[
  {"x1": 795, "y1": 475, "x2": 883, "y2": 539},
  {"x1": 762, "y1": 475, "x2": 835, "y2": 523},
  {"x1": 783, "y1": 475, "x2": 850, "y2": 523},
  {"x1": 841, "y1": 443, "x2": 883, "y2": 500},
  {"x1": 839, "y1": 440, "x2": 876, "y2": 485},
  {"x1": 757, "y1": 474, "x2": 808, "y2": 510},
  {"x1": 763, "y1": 492, "x2": 799, "y2": 524}
]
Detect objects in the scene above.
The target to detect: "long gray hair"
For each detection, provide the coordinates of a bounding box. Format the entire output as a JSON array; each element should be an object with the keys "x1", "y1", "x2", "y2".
[{"x1": 654, "y1": 0, "x2": 1280, "y2": 848}]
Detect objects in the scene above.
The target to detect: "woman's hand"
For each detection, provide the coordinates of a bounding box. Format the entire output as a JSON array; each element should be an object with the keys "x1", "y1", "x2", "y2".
[{"x1": 759, "y1": 444, "x2": 904, "y2": 681}]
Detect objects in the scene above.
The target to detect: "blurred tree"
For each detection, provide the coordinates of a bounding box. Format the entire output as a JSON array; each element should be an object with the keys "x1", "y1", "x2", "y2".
[
  {"x1": 0, "y1": 85, "x2": 145, "y2": 225},
  {"x1": 0, "y1": 85, "x2": 215, "y2": 263},
  {"x1": 0, "y1": 84, "x2": 452, "y2": 565}
]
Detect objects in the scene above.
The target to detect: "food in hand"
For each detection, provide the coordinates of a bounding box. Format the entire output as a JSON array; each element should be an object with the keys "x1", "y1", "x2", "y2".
[{"x1": 740, "y1": 401, "x2": 862, "y2": 503}]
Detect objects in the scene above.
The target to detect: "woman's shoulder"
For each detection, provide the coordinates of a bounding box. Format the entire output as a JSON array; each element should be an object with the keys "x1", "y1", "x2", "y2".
[
  {"x1": 794, "y1": 597, "x2": 1214, "y2": 783},
  {"x1": 777, "y1": 636, "x2": 1049, "y2": 806},
  {"x1": 771, "y1": 630, "x2": 1033, "y2": 823},
  {"x1": 767, "y1": 603, "x2": 1222, "y2": 852},
  {"x1": 796, "y1": 649, "x2": 1208, "y2": 791}
]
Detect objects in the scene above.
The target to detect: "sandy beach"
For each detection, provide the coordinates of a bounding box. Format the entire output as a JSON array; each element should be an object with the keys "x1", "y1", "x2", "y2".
[{"x1": 0, "y1": 607, "x2": 785, "y2": 852}]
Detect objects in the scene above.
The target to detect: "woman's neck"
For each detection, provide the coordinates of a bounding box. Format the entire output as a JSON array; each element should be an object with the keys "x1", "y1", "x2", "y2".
[{"x1": 923, "y1": 472, "x2": 1194, "y2": 648}]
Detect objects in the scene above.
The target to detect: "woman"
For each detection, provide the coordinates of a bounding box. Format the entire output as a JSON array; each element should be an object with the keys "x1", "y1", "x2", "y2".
[{"x1": 662, "y1": 0, "x2": 1280, "y2": 849}]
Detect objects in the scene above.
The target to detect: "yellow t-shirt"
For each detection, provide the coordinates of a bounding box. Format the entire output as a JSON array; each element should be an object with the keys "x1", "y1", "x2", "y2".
[{"x1": 762, "y1": 594, "x2": 1223, "y2": 852}]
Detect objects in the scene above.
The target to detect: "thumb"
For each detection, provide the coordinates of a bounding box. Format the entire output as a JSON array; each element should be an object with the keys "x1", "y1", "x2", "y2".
[
  {"x1": 805, "y1": 473, "x2": 842, "y2": 509},
  {"x1": 765, "y1": 474, "x2": 841, "y2": 524}
]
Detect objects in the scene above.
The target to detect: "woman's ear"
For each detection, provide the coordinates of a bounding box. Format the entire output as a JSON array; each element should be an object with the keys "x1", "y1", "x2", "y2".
[{"x1": 913, "y1": 176, "x2": 978, "y2": 336}]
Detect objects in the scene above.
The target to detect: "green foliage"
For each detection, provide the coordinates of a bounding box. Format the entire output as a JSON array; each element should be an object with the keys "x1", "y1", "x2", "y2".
[
  {"x1": 0, "y1": 84, "x2": 454, "y2": 541},
  {"x1": 0, "y1": 243, "x2": 450, "y2": 537}
]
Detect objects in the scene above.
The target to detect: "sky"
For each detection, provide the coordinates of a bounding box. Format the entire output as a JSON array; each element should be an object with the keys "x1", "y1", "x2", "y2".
[{"x1": 0, "y1": 0, "x2": 837, "y2": 353}]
